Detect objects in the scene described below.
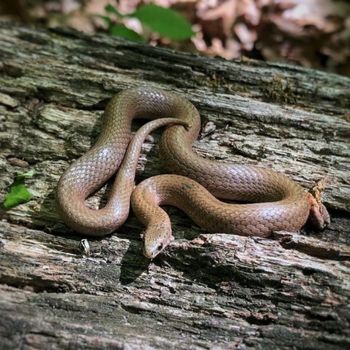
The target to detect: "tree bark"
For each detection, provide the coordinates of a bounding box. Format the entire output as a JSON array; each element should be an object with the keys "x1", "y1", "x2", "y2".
[{"x1": 0, "y1": 23, "x2": 349, "y2": 350}]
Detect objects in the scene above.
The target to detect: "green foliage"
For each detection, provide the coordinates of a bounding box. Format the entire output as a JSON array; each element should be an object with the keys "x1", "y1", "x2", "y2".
[
  {"x1": 3, "y1": 170, "x2": 34, "y2": 209},
  {"x1": 133, "y1": 4, "x2": 194, "y2": 40},
  {"x1": 103, "y1": 4, "x2": 194, "y2": 42},
  {"x1": 109, "y1": 24, "x2": 144, "y2": 42},
  {"x1": 105, "y1": 4, "x2": 126, "y2": 18}
]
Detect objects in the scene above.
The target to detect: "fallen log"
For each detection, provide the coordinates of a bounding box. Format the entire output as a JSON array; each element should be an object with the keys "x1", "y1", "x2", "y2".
[{"x1": 0, "y1": 23, "x2": 349, "y2": 349}]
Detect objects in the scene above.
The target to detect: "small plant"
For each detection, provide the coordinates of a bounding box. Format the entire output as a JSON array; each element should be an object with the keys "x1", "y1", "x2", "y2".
[
  {"x1": 101, "y1": 3, "x2": 194, "y2": 42},
  {"x1": 3, "y1": 170, "x2": 34, "y2": 209}
]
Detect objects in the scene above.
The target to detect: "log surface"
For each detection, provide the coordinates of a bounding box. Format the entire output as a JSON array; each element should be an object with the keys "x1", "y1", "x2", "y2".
[{"x1": 0, "y1": 23, "x2": 349, "y2": 350}]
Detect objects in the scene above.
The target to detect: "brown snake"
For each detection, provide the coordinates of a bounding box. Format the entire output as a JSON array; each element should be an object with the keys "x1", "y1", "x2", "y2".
[{"x1": 57, "y1": 87, "x2": 330, "y2": 259}]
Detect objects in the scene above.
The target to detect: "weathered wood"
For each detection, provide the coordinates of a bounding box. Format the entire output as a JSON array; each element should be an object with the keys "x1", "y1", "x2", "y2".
[{"x1": 0, "y1": 23, "x2": 349, "y2": 349}]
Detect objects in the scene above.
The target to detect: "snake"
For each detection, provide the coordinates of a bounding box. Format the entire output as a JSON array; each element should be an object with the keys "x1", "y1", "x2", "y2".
[{"x1": 56, "y1": 87, "x2": 330, "y2": 259}]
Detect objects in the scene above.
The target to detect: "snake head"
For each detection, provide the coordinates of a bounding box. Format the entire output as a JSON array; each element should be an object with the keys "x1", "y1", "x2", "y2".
[{"x1": 142, "y1": 222, "x2": 173, "y2": 259}]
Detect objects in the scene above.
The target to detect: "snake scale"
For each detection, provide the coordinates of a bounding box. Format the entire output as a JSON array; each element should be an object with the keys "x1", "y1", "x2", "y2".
[{"x1": 57, "y1": 87, "x2": 330, "y2": 258}]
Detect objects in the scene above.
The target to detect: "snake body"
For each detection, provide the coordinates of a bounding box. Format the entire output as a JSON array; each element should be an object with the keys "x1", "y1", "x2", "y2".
[
  {"x1": 56, "y1": 115, "x2": 186, "y2": 235},
  {"x1": 57, "y1": 87, "x2": 329, "y2": 258}
]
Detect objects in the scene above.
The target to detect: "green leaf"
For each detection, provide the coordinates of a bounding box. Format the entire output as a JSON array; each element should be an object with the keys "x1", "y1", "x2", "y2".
[
  {"x1": 132, "y1": 4, "x2": 194, "y2": 41},
  {"x1": 109, "y1": 24, "x2": 144, "y2": 42},
  {"x1": 105, "y1": 4, "x2": 125, "y2": 18},
  {"x1": 3, "y1": 171, "x2": 34, "y2": 209},
  {"x1": 3, "y1": 183, "x2": 32, "y2": 209}
]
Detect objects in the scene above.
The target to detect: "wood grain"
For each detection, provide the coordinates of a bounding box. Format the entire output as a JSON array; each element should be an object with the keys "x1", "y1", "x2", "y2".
[{"x1": 0, "y1": 23, "x2": 349, "y2": 349}]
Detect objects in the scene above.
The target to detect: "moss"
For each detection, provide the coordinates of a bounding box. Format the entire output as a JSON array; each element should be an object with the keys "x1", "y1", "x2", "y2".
[
  {"x1": 198, "y1": 71, "x2": 250, "y2": 95},
  {"x1": 263, "y1": 75, "x2": 298, "y2": 104}
]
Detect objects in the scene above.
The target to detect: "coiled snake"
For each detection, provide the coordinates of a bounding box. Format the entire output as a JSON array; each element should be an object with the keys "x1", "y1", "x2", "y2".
[{"x1": 57, "y1": 88, "x2": 330, "y2": 258}]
